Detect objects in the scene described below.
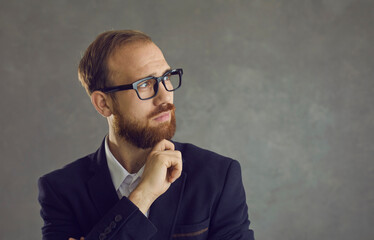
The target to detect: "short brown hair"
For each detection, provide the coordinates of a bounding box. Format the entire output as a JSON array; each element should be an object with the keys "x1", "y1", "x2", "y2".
[{"x1": 78, "y1": 30, "x2": 152, "y2": 96}]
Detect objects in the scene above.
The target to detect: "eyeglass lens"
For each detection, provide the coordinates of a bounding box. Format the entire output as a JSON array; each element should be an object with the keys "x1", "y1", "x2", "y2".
[{"x1": 136, "y1": 73, "x2": 180, "y2": 99}]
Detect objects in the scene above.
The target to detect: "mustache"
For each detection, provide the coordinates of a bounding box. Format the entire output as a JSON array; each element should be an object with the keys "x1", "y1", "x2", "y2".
[{"x1": 148, "y1": 103, "x2": 175, "y2": 119}]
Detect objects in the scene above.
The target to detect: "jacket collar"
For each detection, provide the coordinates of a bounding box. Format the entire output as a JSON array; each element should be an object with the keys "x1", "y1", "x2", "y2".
[{"x1": 87, "y1": 138, "x2": 119, "y2": 217}]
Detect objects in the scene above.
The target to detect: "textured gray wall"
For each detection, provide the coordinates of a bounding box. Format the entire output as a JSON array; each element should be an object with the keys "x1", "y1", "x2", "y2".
[{"x1": 1, "y1": 0, "x2": 373, "y2": 239}]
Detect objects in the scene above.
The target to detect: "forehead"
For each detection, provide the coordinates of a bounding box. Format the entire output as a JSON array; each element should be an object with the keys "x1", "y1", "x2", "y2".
[{"x1": 107, "y1": 41, "x2": 170, "y2": 85}]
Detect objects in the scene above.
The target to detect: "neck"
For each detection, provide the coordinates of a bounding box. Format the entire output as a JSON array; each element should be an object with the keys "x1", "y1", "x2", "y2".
[{"x1": 107, "y1": 129, "x2": 151, "y2": 174}]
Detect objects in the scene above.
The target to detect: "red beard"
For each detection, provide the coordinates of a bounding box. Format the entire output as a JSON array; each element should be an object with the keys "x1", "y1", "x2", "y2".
[{"x1": 112, "y1": 103, "x2": 176, "y2": 149}]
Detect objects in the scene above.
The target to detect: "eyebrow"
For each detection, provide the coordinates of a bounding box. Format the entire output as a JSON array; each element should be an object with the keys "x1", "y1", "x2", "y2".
[{"x1": 142, "y1": 68, "x2": 172, "y2": 79}]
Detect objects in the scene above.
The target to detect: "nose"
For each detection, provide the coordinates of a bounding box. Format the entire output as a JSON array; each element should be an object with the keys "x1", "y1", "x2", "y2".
[{"x1": 153, "y1": 80, "x2": 173, "y2": 105}]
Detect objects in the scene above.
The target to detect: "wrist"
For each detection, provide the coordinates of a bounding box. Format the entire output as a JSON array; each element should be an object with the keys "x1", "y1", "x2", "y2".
[{"x1": 129, "y1": 188, "x2": 155, "y2": 215}]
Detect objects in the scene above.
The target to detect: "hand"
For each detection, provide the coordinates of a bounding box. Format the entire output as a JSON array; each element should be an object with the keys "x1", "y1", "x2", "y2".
[
  {"x1": 129, "y1": 139, "x2": 182, "y2": 215},
  {"x1": 68, "y1": 237, "x2": 84, "y2": 240}
]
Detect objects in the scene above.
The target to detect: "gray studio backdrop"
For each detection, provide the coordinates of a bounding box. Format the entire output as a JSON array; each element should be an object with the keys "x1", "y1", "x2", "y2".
[{"x1": 1, "y1": 0, "x2": 373, "y2": 239}]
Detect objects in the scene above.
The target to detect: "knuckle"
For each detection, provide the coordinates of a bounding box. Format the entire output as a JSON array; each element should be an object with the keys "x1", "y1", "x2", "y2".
[{"x1": 175, "y1": 151, "x2": 182, "y2": 159}]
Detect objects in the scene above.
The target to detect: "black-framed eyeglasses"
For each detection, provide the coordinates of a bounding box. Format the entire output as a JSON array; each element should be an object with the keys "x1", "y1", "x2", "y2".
[{"x1": 99, "y1": 68, "x2": 183, "y2": 100}]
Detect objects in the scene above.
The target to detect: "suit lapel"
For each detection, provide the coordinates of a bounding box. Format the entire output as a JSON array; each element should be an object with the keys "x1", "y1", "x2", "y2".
[
  {"x1": 149, "y1": 171, "x2": 186, "y2": 240},
  {"x1": 87, "y1": 139, "x2": 119, "y2": 217}
]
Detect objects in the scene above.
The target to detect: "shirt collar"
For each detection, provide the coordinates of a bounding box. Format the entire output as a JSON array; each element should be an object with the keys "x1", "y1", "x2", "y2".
[{"x1": 105, "y1": 135, "x2": 144, "y2": 191}]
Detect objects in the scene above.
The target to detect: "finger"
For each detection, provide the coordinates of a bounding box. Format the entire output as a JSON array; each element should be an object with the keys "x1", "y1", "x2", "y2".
[
  {"x1": 68, "y1": 238, "x2": 76, "y2": 240},
  {"x1": 167, "y1": 153, "x2": 182, "y2": 182},
  {"x1": 169, "y1": 167, "x2": 182, "y2": 182},
  {"x1": 153, "y1": 139, "x2": 174, "y2": 152},
  {"x1": 163, "y1": 151, "x2": 182, "y2": 168}
]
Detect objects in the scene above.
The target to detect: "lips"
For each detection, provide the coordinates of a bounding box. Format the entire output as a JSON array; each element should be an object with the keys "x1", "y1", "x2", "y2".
[{"x1": 153, "y1": 111, "x2": 171, "y2": 122}]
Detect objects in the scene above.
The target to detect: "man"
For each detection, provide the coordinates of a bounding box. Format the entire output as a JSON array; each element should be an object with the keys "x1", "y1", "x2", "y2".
[{"x1": 38, "y1": 30, "x2": 255, "y2": 240}]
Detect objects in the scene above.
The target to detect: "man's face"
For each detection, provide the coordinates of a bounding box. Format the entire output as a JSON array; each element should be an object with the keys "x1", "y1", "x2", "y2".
[{"x1": 107, "y1": 41, "x2": 176, "y2": 149}]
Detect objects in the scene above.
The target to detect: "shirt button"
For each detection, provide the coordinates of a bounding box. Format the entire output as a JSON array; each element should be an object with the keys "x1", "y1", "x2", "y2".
[{"x1": 124, "y1": 175, "x2": 133, "y2": 185}]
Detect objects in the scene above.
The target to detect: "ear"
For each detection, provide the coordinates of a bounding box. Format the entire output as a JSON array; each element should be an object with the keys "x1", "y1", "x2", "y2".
[{"x1": 91, "y1": 91, "x2": 113, "y2": 117}]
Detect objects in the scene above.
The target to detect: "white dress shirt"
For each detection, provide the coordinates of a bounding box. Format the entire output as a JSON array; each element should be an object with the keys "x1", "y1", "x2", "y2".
[{"x1": 104, "y1": 136, "x2": 149, "y2": 217}]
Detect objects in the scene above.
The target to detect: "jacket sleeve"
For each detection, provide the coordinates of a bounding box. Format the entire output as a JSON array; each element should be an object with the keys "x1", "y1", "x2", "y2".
[
  {"x1": 38, "y1": 176, "x2": 157, "y2": 240},
  {"x1": 208, "y1": 160, "x2": 255, "y2": 240}
]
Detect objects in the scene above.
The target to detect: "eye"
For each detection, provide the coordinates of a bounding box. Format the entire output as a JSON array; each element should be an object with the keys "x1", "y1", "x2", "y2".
[
  {"x1": 138, "y1": 80, "x2": 152, "y2": 89},
  {"x1": 163, "y1": 74, "x2": 171, "y2": 81}
]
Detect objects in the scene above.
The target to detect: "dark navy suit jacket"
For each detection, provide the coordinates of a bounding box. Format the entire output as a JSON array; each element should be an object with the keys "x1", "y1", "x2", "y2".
[{"x1": 38, "y1": 139, "x2": 255, "y2": 240}]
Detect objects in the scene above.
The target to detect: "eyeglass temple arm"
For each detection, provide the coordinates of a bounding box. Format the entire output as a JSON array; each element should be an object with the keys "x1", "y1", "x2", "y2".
[{"x1": 100, "y1": 84, "x2": 133, "y2": 93}]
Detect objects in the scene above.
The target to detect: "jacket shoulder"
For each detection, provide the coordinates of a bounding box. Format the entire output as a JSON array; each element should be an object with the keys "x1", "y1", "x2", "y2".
[
  {"x1": 175, "y1": 141, "x2": 235, "y2": 161},
  {"x1": 39, "y1": 152, "x2": 95, "y2": 188},
  {"x1": 174, "y1": 141, "x2": 238, "y2": 175}
]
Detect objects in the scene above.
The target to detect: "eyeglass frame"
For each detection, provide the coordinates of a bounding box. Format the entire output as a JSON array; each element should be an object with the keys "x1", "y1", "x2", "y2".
[{"x1": 99, "y1": 68, "x2": 183, "y2": 100}]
